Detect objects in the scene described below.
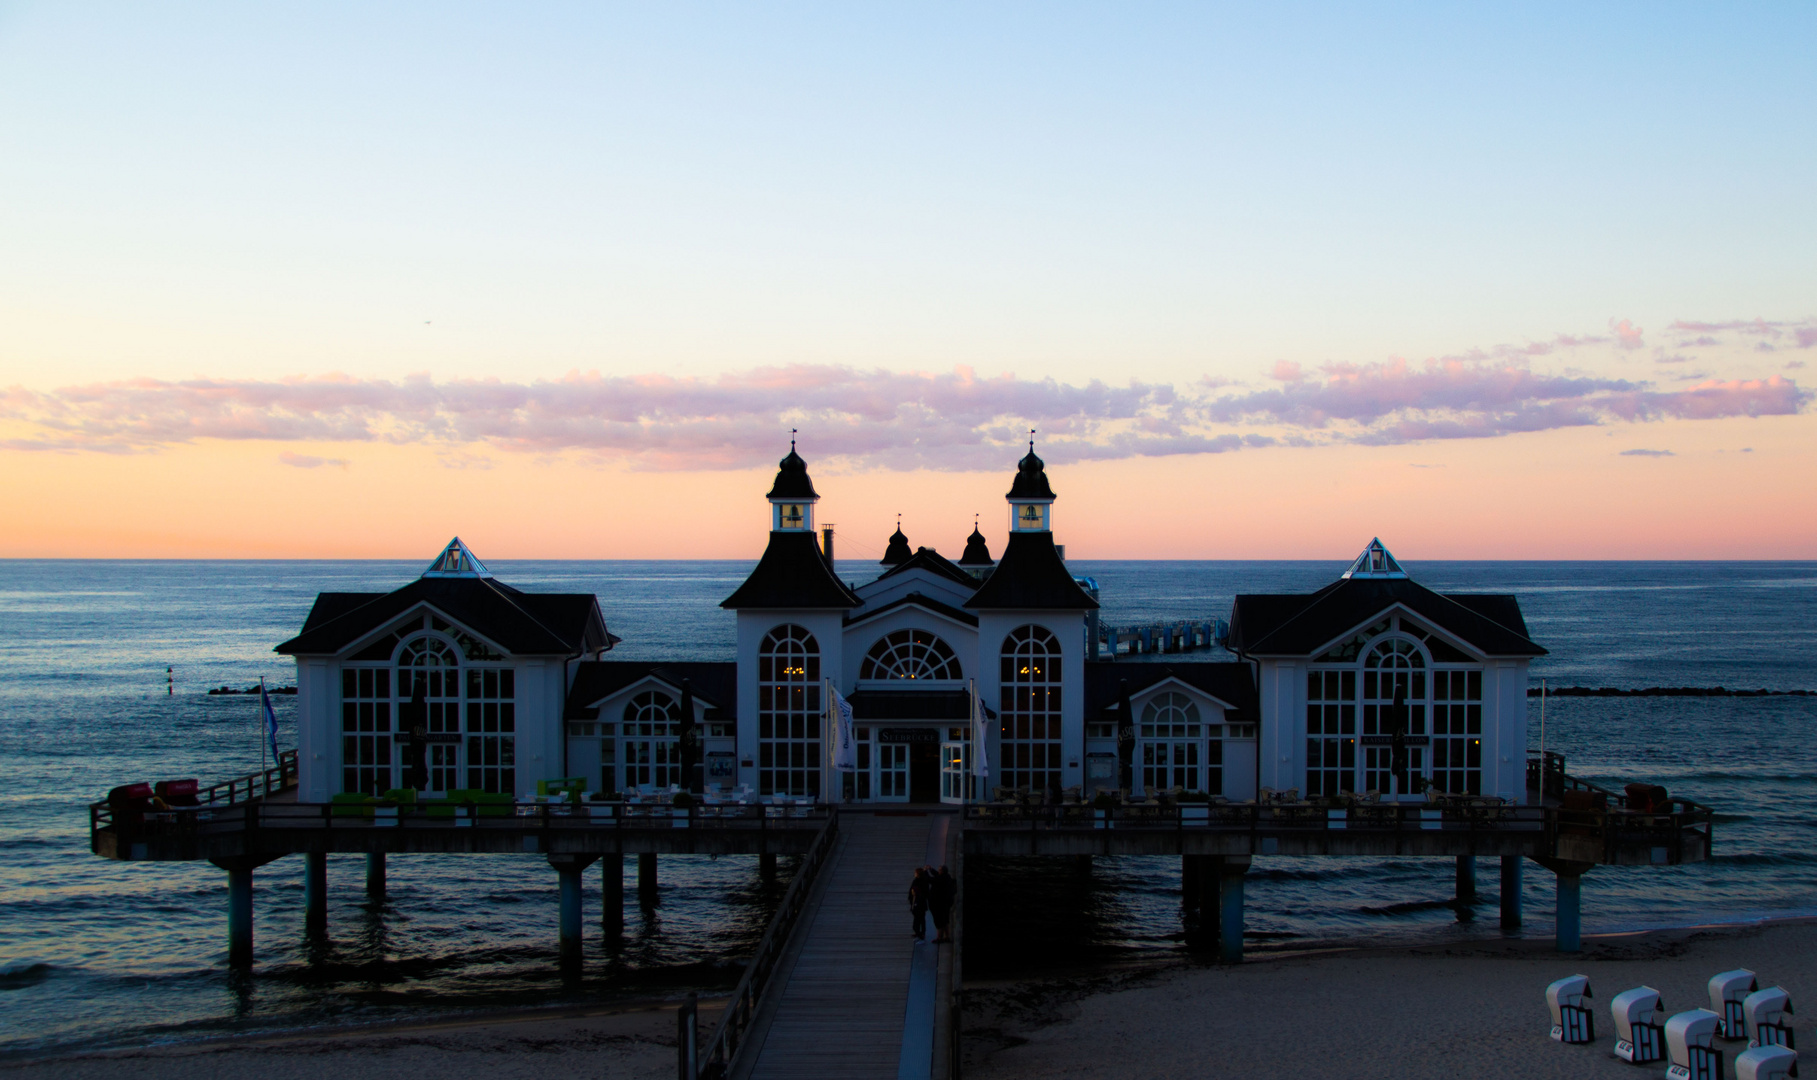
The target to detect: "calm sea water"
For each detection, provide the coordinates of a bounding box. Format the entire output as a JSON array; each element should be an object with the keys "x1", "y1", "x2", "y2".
[{"x1": 1, "y1": 559, "x2": 1813, "y2": 1056}]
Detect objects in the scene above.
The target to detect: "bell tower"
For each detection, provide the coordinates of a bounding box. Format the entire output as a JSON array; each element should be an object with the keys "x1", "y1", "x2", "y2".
[
  {"x1": 767, "y1": 435, "x2": 817, "y2": 533},
  {"x1": 1007, "y1": 434, "x2": 1055, "y2": 533}
]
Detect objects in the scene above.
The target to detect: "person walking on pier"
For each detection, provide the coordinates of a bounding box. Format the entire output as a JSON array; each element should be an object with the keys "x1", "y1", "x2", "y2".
[
  {"x1": 908, "y1": 866, "x2": 932, "y2": 943},
  {"x1": 929, "y1": 865, "x2": 956, "y2": 943}
]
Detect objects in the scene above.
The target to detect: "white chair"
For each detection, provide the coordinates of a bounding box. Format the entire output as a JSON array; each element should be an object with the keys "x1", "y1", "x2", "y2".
[
  {"x1": 1547, "y1": 975, "x2": 1595, "y2": 1043},
  {"x1": 1710, "y1": 970, "x2": 1760, "y2": 1040},
  {"x1": 1666, "y1": 1009, "x2": 1724, "y2": 1080},
  {"x1": 1612, "y1": 986, "x2": 1667, "y2": 1063},
  {"x1": 1735, "y1": 1044, "x2": 1797, "y2": 1080},
  {"x1": 1743, "y1": 987, "x2": 1795, "y2": 1049}
]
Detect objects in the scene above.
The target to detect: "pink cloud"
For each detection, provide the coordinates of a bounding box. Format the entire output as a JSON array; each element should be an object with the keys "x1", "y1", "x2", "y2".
[
  {"x1": 1610, "y1": 318, "x2": 1646, "y2": 350},
  {"x1": 278, "y1": 451, "x2": 349, "y2": 469}
]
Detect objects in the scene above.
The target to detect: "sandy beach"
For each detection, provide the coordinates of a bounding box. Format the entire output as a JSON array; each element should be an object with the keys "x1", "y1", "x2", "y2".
[
  {"x1": 8, "y1": 920, "x2": 1814, "y2": 1080},
  {"x1": 967, "y1": 919, "x2": 1817, "y2": 1080}
]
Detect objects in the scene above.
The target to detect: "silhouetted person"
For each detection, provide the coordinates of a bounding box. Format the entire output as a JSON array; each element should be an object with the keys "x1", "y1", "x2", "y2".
[
  {"x1": 908, "y1": 866, "x2": 932, "y2": 943},
  {"x1": 929, "y1": 865, "x2": 956, "y2": 943}
]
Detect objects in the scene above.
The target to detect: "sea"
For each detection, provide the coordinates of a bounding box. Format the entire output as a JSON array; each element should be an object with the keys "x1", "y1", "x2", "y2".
[{"x1": 1, "y1": 559, "x2": 1813, "y2": 1057}]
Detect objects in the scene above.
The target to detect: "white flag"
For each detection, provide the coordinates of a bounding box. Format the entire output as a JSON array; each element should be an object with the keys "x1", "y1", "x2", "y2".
[
  {"x1": 970, "y1": 679, "x2": 991, "y2": 781},
  {"x1": 830, "y1": 684, "x2": 857, "y2": 772}
]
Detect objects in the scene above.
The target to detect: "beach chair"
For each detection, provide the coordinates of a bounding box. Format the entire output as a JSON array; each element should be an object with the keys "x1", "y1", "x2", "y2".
[
  {"x1": 1612, "y1": 986, "x2": 1667, "y2": 1063},
  {"x1": 1734, "y1": 1043, "x2": 1798, "y2": 1080},
  {"x1": 1744, "y1": 987, "x2": 1795, "y2": 1049},
  {"x1": 1666, "y1": 1009, "x2": 1724, "y2": 1080},
  {"x1": 1546, "y1": 975, "x2": 1595, "y2": 1043},
  {"x1": 1710, "y1": 970, "x2": 1759, "y2": 1040}
]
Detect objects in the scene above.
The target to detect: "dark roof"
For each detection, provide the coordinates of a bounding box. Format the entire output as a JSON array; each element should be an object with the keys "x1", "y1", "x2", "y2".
[
  {"x1": 278, "y1": 576, "x2": 613, "y2": 657},
  {"x1": 965, "y1": 531, "x2": 1098, "y2": 610},
  {"x1": 878, "y1": 546, "x2": 976, "y2": 589},
  {"x1": 722, "y1": 530, "x2": 861, "y2": 609},
  {"x1": 847, "y1": 689, "x2": 971, "y2": 721},
  {"x1": 959, "y1": 527, "x2": 994, "y2": 566},
  {"x1": 880, "y1": 527, "x2": 912, "y2": 567},
  {"x1": 565, "y1": 661, "x2": 738, "y2": 721},
  {"x1": 1227, "y1": 577, "x2": 1545, "y2": 658},
  {"x1": 846, "y1": 591, "x2": 979, "y2": 628},
  {"x1": 1008, "y1": 448, "x2": 1055, "y2": 500},
  {"x1": 765, "y1": 446, "x2": 819, "y2": 500},
  {"x1": 1084, "y1": 662, "x2": 1257, "y2": 723}
]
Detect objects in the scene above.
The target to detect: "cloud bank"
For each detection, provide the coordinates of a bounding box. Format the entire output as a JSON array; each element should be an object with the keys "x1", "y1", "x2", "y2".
[{"x1": 1, "y1": 322, "x2": 1808, "y2": 470}]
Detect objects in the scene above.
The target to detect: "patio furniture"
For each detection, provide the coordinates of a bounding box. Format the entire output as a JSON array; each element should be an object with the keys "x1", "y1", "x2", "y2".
[
  {"x1": 1666, "y1": 1009, "x2": 1724, "y2": 1080},
  {"x1": 1612, "y1": 986, "x2": 1667, "y2": 1063},
  {"x1": 1546, "y1": 974, "x2": 1595, "y2": 1043},
  {"x1": 1710, "y1": 970, "x2": 1760, "y2": 1040}
]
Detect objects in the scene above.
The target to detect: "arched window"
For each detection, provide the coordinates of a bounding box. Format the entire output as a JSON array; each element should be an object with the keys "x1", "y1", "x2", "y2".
[
  {"x1": 999, "y1": 625, "x2": 1062, "y2": 795},
  {"x1": 1361, "y1": 637, "x2": 1427, "y2": 795},
  {"x1": 622, "y1": 690, "x2": 680, "y2": 790},
  {"x1": 860, "y1": 629, "x2": 962, "y2": 681},
  {"x1": 1138, "y1": 691, "x2": 1213, "y2": 793},
  {"x1": 400, "y1": 635, "x2": 465, "y2": 793},
  {"x1": 759, "y1": 625, "x2": 821, "y2": 797}
]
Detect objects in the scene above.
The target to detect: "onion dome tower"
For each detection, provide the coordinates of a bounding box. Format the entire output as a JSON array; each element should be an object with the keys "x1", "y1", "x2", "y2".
[
  {"x1": 722, "y1": 440, "x2": 859, "y2": 610},
  {"x1": 966, "y1": 441, "x2": 1097, "y2": 610},
  {"x1": 880, "y1": 519, "x2": 912, "y2": 567},
  {"x1": 958, "y1": 519, "x2": 994, "y2": 572}
]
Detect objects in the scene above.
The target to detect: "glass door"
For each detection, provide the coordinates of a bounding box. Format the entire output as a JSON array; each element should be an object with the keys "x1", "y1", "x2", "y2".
[
  {"x1": 877, "y1": 743, "x2": 909, "y2": 801},
  {"x1": 940, "y1": 742, "x2": 968, "y2": 804}
]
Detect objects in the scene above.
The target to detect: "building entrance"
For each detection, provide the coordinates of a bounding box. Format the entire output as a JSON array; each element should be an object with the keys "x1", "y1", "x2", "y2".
[{"x1": 910, "y1": 741, "x2": 940, "y2": 803}]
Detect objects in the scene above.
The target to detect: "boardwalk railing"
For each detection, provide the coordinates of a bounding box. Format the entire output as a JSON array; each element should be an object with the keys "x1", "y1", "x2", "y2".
[
  {"x1": 90, "y1": 750, "x2": 299, "y2": 836},
  {"x1": 698, "y1": 809, "x2": 841, "y2": 1080}
]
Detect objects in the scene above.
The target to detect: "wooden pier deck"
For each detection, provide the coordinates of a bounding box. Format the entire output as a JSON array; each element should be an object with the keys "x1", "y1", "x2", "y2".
[{"x1": 739, "y1": 812, "x2": 952, "y2": 1080}]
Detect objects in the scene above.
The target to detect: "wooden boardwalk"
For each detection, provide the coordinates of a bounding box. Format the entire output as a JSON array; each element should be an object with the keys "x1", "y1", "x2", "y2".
[{"x1": 741, "y1": 812, "x2": 950, "y2": 1080}]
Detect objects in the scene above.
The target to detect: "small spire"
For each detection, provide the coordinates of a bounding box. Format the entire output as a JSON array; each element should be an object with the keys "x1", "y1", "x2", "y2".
[{"x1": 791, "y1": 427, "x2": 797, "y2": 452}]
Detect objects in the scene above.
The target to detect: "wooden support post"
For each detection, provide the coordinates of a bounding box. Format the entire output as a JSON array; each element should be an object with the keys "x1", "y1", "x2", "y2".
[
  {"x1": 303, "y1": 851, "x2": 328, "y2": 937},
  {"x1": 639, "y1": 852, "x2": 658, "y2": 904},
  {"x1": 759, "y1": 852, "x2": 777, "y2": 881},
  {"x1": 1215, "y1": 856, "x2": 1249, "y2": 963},
  {"x1": 602, "y1": 855, "x2": 624, "y2": 937},
  {"x1": 678, "y1": 992, "x2": 699, "y2": 1080},
  {"x1": 1500, "y1": 856, "x2": 1523, "y2": 930},
  {"x1": 1556, "y1": 871, "x2": 1583, "y2": 953},
  {"x1": 366, "y1": 852, "x2": 386, "y2": 900},
  {"x1": 1456, "y1": 855, "x2": 1477, "y2": 904},
  {"x1": 227, "y1": 866, "x2": 254, "y2": 967}
]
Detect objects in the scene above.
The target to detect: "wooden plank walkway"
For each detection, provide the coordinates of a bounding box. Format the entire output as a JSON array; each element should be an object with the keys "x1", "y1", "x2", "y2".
[{"x1": 743, "y1": 813, "x2": 944, "y2": 1080}]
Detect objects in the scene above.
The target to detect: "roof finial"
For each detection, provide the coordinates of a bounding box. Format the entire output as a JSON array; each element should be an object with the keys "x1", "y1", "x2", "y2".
[
  {"x1": 790, "y1": 428, "x2": 797, "y2": 452},
  {"x1": 1029, "y1": 428, "x2": 1036, "y2": 453}
]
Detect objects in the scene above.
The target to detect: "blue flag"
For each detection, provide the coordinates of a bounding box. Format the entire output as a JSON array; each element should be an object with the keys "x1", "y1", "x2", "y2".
[{"x1": 260, "y1": 677, "x2": 280, "y2": 762}]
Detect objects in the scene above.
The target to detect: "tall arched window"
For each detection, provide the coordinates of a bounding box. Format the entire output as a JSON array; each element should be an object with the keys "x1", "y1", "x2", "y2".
[
  {"x1": 759, "y1": 625, "x2": 821, "y2": 796},
  {"x1": 622, "y1": 690, "x2": 680, "y2": 790},
  {"x1": 860, "y1": 629, "x2": 962, "y2": 681},
  {"x1": 341, "y1": 666, "x2": 392, "y2": 796},
  {"x1": 1361, "y1": 637, "x2": 1426, "y2": 795},
  {"x1": 999, "y1": 625, "x2": 1062, "y2": 794},
  {"x1": 400, "y1": 635, "x2": 464, "y2": 793}
]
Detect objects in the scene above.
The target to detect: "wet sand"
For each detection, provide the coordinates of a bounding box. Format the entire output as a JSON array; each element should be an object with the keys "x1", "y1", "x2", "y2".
[
  {"x1": 965, "y1": 919, "x2": 1817, "y2": 1080},
  {"x1": 8, "y1": 921, "x2": 1814, "y2": 1080}
]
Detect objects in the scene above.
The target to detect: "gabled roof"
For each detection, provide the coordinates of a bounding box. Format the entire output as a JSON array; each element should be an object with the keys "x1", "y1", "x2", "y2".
[
  {"x1": 1227, "y1": 576, "x2": 1545, "y2": 658},
  {"x1": 965, "y1": 531, "x2": 1098, "y2": 610},
  {"x1": 721, "y1": 530, "x2": 860, "y2": 610},
  {"x1": 277, "y1": 576, "x2": 614, "y2": 657},
  {"x1": 846, "y1": 591, "x2": 980, "y2": 629},
  {"x1": 877, "y1": 546, "x2": 976, "y2": 589},
  {"x1": 1084, "y1": 662, "x2": 1257, "y2": 723},
  {"x1": 565, "y1": 661, "x2": 738, "y2": 721}
]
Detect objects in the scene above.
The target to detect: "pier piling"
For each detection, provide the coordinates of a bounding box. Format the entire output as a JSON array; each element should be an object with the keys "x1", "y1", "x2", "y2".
[
  {"x1": 1555, "y1": 870, "x2": 1584, "y2": 953},
  {"x1": 759, "y1": 852, "x2": 777, "y2": 881},
  {"x1": 227, "y1": 866, "x2": 253, "y2": 967},
  {"x1": 303, "y1": 851, "x2": 327, "y2": 936},
  {"x1": 1181, "y1": 854, "x2": 1203, "y2": 915},
  {"x1": 639, "y1": 852, "x2": 658, "y2": 903},
  {"x1": 1214, "y1": 856, "x2": 1249, "y2": 963},
  {"x1": 1500, "y1": 856, "x2": 1523, "y2": 930},
  {"x1": 602, "y1": 855, "x2": 623, "y2": 937},
  {"x1": 1456, "y1": 855, "x2": 1477, "y2": 906},
  {"x1": 365, "y1": 852, "x2": 386, "y2": 899},
  {"x1": 549, "y1": 855, "x2": 597, "y2": 959}
]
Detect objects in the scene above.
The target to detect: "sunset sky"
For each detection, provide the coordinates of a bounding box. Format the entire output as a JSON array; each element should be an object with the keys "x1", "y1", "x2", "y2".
[{"x1": 2, "y1": 3, "x2": 1813, "y2": 560}]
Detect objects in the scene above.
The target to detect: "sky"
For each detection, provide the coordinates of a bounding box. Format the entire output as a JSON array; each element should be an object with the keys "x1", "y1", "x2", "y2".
[{"x1": 1, "y1": 2, "x2": 1813, "y2": 560}]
